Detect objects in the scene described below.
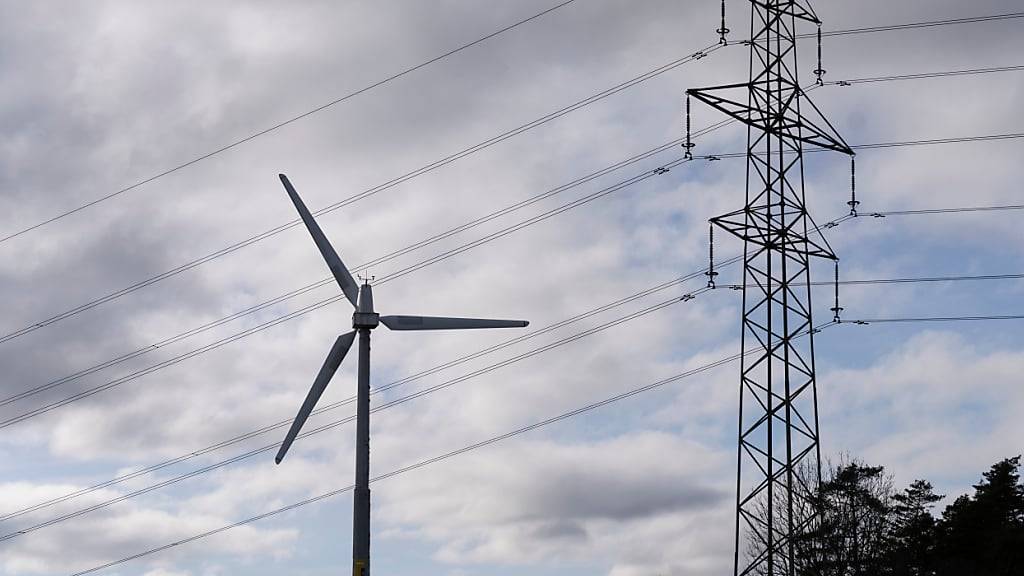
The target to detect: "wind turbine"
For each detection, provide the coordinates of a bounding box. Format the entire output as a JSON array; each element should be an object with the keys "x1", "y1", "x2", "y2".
[{"x1": 274, "y1": 174, "x2": 528, "y2": 576}]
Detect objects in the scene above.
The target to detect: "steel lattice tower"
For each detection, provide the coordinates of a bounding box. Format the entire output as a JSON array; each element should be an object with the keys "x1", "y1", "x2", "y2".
[{"x1": 687, "y1": 1, "x2": 854, "y2": 574}]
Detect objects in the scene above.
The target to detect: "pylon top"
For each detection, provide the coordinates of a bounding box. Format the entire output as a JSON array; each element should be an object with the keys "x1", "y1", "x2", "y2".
[{"x1": 750, "y1": 0, "x2": 820, "y2": 24}]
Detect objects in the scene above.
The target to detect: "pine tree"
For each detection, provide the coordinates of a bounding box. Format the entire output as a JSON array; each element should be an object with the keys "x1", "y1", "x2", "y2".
[
  {"x1": 887, "y1": 479, "x2": 943, "y2": 576},
  {"x1": 935, "y1": 456, "x2": 1024, "y2": 575}
]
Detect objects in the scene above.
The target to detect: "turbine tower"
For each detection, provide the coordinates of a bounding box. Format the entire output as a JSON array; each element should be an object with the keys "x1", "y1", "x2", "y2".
[
  {"x1": 274, "y1": 174, "x2": 528, "y2": 576},
  {"x1": 686, "y1": 2, "x2": 854, "y2": 574}
]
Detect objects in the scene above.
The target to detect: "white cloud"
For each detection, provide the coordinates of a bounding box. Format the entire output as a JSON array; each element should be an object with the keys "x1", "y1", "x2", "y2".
[{"x1": 1, "y1": 0, "x2": 1023, "y2": 574}]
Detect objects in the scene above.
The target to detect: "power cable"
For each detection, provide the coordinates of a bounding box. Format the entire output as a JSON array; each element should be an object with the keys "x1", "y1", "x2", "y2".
[
  {"x1": 0, "y1": 290, "x2": 709, "y2": 539},
  {"x1": 7, "y1": 117, "x2": 1023, "y2": 367},
  {"x1": 0, "y1": 134, "x2": 704, "y2": 405},
  {"x1": 65, "y1": 320, "x2": 839, "y2": 576},
  {"x1": 5, "y1": 130, "x2": 1022, "y2": 422},
  {"x1": 35, "y1": 312, "x2": 1024, "y2": 568},
  {"x1": 826, "y1": 64, "x2": 1024, "y2": 86},
  {"x1": 691, "y1": 132, "x2": 1024, "y2": 164},
  {"x1": 0, "y1": 129, "x2": 730, "y2": 410},
  {"x1": 14, "y1": 269, "x2": 1019, "y2": 524},
  {"x1": 848, "y1": 314, "x2": 1024, "y2": 324},
  {"x1": 720, "y1": 272, "x2": 1024, "y2": 290},
  {"x1": 25, "y1": 227, "x2": 1024, "y2": 545},
  {"x1": 0, "y1": 0, "x2": 580, "y2": 244},
  {"x1": 809, "y1": 11, "x2": 1024, "y2": 38},
  {"x1": 0, "y1": 155, "x2": 699, "y2": 429},
  {"x1": 44, "y1": 207, "x2": 1013, "y2": 521},
  {"x1": 3, "y1": 58, "x2": 1019, "y2": 347},
  {"x1": 4, "y1": 8, "x2": 1020, "y2": 247},
  {"x1": 853, "y1": 133, "x2": 1024, "y2": 151},
  {"x1": 867, "y1": 205, "x2": 1024, "y2": 217},
  {"x1": 0, "y1": 263, "x2": 741, "y2": 523},
  {"x1": 0, "y1": 111, "x2": 724, "y2": 347}
]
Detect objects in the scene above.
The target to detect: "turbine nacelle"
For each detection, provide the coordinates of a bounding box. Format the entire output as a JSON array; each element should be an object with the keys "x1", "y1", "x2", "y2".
[{"x1": 353, "y1": 283, "x2": 379, "y2": 329}]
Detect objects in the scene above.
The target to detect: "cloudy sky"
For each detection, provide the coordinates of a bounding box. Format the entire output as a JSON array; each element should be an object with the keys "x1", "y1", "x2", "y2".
[{"x1": 1, "y1": 1, "x2": 1023, "y2": 574}]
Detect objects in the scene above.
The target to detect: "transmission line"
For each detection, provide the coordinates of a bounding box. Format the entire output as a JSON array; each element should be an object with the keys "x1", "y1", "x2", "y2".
[
  {"x1": 0, "y1": 262, "x2": 743, "y2": 524},
  {"x1": 0, "y1": 135, "x2": 699, "y2": 404},
  {"x1": 0, "y1": 43, "x2": 731, "y2": 345},
  {"x1": 5, "y1": 132, "x2": 1022, "y2": 421},
  {"x1": 0, "y1": 151, "x2": 708, "y2": 428},
  {"x1": 3, "y1": 59, "x2": 1018, "y2": 348},
  {"x1": 0, "y1": 117, "x2": 727, "y2": 347},
  {"x1": 826, "y1": 64, "x2": 1024, "y2": 86},
  {"x1": 57, "y1": 300, "x2": 1024, "y2": 574},
  {"x1": 1, "y1": 117, "x2": 747, "y2": 414},
  {"x1": 65, "y1": 321, "x2": 840, "y2": 576},
  {"x1": 6, "y1": 118, "x2": 1022, "y2": 356},
  {"x1": 0, "y1": 0, "x2": 579, "y2": 245},
  {"x1": 867, "y1": 205, "x2": 1024, "y2": 217},
  {"x1": 848, "y1": 314, "x2": 1024, "y2": 324},
  {"x1": 29, "y1": 239, "x2": 1021, "y2": 524},
  {"x1": 41, "y1": 305, "x2": 1024, "y2": 572},
  {"x1": 809, "y1": 11, "x2": 1024, "y2": 38},
  {"x1": 3, "y1": 7, "x2": 1019, "y2": 248},
  {"x1": 0, "y1": 145, "x2": 713, "y2": 415},
  {"x1": 0, "y1": 290, "x2": 709, "y2": 539},
  {"x1": 10, "y1": 268, "x2": 1019, "y2": 524},
  {"x1": 855, "y1": 133, "x2": 1024, "y2": 151},
  {"x1": 0, "y1": 57, "x2": 1016, "y2": 352},
  {"x1": 720, "y1": 272, "x2": 1024, "y2": 290}
]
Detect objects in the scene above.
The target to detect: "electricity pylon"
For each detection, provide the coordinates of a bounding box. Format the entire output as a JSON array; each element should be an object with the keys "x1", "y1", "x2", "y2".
[{"x1": 686, "y1": 2, "x2": 854, "y2": 574}]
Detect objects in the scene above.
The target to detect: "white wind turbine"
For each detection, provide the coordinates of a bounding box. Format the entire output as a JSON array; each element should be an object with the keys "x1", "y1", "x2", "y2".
[{"x1": 274, "y1": 174, "x2": 529, "y2": 576}]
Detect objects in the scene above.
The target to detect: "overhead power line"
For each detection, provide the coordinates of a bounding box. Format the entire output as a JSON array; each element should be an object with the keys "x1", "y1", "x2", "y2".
[
  {"x1": 809, "y1": 11, "x2": 1024, "y2": 38},
  {"x1": 0, "y1": 116, "x2": 747, "y2": 415},
  {"x1": 720, "y1": 272, "x2": 1024, "y2": 290},
  {"x1": 0, "y1": 44, "x2": 734, "y2": 347},
  {"x1": 0, "y1": 135, "x2": 702, "y2": 404},
  {"x1": 3, "y1": 59, "x2": 1020, "y2": 349},
  {"x1": 66, "y1": 321, "x2": 841, "y2": 576},
  {"x1": 848, "y1": 314, "x2": 1024, "y2": 324},
  {"x1": 0, "y1": 146, "x2": 698, "y2": 428},
  {"x1": 0, "y1": 264, "x2": 740, "y2": 524},
  {"x1": 691, "y1": 132, "x2": 1024, "y2": 163},
  {"x1": 0, "y1": 0, "x2": 580, "y2": 245},
  {"x1": 868, "y1": 205, "x2": 1024, "y2": 217},
  {"x1": 0, "y1": 149, "x2": 697, "y2": 428},
  {"x1": 6, "y1": 116, "x2": 1023, "y2": 354},
  {"x1": 826, "y1": 64, "x2": 1024, "y2": 86},
  {"x1": 0, "y1": 132, "x2": 718, "y2": 346},
  {"x1": 0, "y1": 137, "x2": 716, "y2": 412},
  {"x1": 854, "y1": 133, "x2": 1024, "y2": 151},
  {"x1": 10, "y1": 268, "x2": 1020, "y2": 524},
  {"x1": 3, "y1": 6, "x2": 1019, "y2": 248},
  {"x1": 5, "y1": 131, "x2": 1023, "y2": 422},
  {"x1": 19, "y1": 274, "x2": 1024, "y2": 549},
  {"x1": 53, "y1": 298, "x2": 1024, "y2": 574},
  {"x1": 43, "y1": 303, "x2": 1024, "y2": 573},
  {"x1": 20, "y1": 249, "x2": 1022, "y2": 525},
  {"x1": 0, "y1": 290, "x2": 710, "y2": 539}
]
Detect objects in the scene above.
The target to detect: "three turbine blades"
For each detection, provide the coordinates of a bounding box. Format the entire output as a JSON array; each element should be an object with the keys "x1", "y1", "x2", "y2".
[{"x1": 274, "y1": 174, "x2": 528, "y2": 464}]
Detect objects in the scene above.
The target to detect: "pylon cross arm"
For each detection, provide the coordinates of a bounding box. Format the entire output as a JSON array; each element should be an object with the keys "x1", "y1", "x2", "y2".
[
  {"x1": 687, "y1": 85, "x2": 854, "y2": 155},
  {"x1": 710, "y1": 213, "x2": 837, "y2": 259}
]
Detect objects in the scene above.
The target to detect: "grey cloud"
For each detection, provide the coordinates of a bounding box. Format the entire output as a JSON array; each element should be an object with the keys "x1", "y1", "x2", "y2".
[{"x1": 2, "y1": 0, "x2": 1024, "y2": 574}]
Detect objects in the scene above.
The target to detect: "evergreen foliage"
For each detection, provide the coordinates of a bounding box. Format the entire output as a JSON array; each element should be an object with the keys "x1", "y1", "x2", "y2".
[{"x1": 748, "y1": 455, "x2": 1024, "y2": 575}]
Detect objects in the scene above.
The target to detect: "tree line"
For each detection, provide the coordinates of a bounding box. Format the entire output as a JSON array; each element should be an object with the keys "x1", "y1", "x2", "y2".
[{"x1": 749, "y1": 455, "x2": 1024, "y2": 575}]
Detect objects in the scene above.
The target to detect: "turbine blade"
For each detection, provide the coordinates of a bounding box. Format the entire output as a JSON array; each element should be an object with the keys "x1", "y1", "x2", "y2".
[
  {"x1": 275, "y1": 331, "x2": 357, "y2": 464},
  {"x1": 279, "y1": 174, "x2": 360, "y2": 307},
  {"x1": 379, "y1": 315, "x2": 529, "y2": 331}
]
